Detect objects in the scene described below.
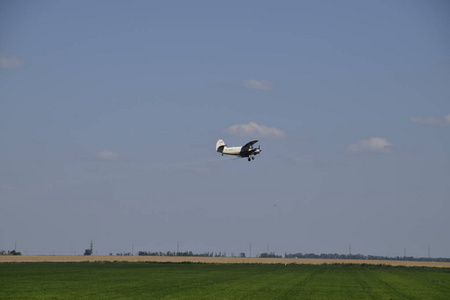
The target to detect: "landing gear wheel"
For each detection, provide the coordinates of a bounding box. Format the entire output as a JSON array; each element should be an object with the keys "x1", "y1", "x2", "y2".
[
  {"x1": 248, "y1": 158, "x2": 251, "y2": 162},
  {"x1": 251, "y1": 157, "x2": 255, "y2": 160}
]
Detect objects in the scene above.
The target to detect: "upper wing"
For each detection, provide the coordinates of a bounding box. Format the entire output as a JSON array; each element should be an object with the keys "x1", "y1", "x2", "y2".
[{"x1": 243, "y1": 140, "x2": 259, "y2": 148}]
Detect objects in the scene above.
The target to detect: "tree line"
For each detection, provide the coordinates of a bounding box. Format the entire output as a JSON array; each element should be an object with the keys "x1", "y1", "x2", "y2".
[
  {"x1": 0, "y1": 250, "x2": 22, "y2": 255},
  {"x1": 138, "y1": 251, "x2": 234, "y2": 257},
  {"x1": 284, "y1": 252, "x2": 450, "y2": 262},
  {"x1": 3, "y1": 247, "x2": 448, "y2": 262}
]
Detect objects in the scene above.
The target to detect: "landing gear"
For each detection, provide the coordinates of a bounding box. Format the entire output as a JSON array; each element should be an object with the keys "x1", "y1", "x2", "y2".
[
  {"x1": 251, "y1": 156, "x2": 255, "y2": 160},
  {"x1": 248, "y1": 158, "x2": 251, "y2": 162}
]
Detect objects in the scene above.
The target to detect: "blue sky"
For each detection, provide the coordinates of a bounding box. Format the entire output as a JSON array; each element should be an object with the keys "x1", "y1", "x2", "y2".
[{"x1": 1, "y1": 1, "x2": 449, "y2": 257}]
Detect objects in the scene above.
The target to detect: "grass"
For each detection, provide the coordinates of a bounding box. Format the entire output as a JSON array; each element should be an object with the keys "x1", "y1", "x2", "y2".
[{"x1": 0, "y1": 262, "x2": 449, "y2": 299}]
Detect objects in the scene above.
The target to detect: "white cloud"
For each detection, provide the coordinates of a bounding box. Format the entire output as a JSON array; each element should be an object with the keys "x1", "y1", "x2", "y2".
[
  {"x1": 96, "y1": 150, "x2": 120, "y2": 161},
  {"x1": 226, "y1": 122, "x2": 286, "y2": 138},
  {"x1": 0, "y1": 57, "x2": 24, "y2": 69},
  {"x1": 347, "y1": 137, "x2": 393, "y2": 154},
  {"x1": 242, "y1": 79, "x2": 275, "y2": 90},
  {"x1": 410, "y1": 114, "x2": 450, "y2": 126}
]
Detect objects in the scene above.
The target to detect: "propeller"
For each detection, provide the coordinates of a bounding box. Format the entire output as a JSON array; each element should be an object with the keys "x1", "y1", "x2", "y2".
[{"x1": 254, "y1": 145, "x2": 261, "y2": 154}]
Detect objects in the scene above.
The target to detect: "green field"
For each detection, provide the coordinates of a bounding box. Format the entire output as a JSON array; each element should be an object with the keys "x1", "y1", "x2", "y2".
[{"x1": 0, "y1": 262, "x2": 449, "y2": 299}]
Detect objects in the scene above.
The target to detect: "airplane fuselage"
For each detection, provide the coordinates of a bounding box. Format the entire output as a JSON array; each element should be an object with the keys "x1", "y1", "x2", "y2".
[{"x1": 222, "y1": 146, "x2": 243, "y2": 156}]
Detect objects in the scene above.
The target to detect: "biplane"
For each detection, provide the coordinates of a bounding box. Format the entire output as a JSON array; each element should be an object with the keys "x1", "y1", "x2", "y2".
[{"x1": 216, "y1": 139, "x2": 261, "y2": 161}]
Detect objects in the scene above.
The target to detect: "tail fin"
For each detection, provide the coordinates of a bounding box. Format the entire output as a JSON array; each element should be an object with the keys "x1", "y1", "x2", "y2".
[{"x1": 216, "y1": 139, "x2": 226, "y2": 153}]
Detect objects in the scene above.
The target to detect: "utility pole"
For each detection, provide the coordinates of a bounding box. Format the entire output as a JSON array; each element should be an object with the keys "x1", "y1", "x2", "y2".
[
  {"x1": 249, "y1": 242, "x2": 252, "y2": 258},
  {"x1": 428, "y1": 246, "x2": 430, "y2": 259}
]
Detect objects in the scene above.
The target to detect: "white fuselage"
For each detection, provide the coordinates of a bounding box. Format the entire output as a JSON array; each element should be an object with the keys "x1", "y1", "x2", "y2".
[{"x1": 222, "y1": 146, "x2": 242, "y2": 156}]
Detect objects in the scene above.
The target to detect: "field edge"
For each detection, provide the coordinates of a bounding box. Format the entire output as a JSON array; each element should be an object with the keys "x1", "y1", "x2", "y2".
[{"x1": 1, "y1": 255, "x2": 449, "y2": 268}]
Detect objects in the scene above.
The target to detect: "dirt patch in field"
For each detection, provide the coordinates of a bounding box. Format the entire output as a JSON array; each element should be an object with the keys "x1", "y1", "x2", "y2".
[{"x1": 1, "y1": 255, "x2": 449, "y2": 268}]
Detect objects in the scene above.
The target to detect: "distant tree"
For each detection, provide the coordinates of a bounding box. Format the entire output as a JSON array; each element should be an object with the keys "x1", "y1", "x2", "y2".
[
  {"x1": 239, "y1": 252, "x2": 246, "y2": 258},
  {"x1": 84, "y1": 241, "x2": 93, "y2": 256},
  {"x1": 259, "y1": 252, "x2": 281, "y2": 258},
  {"x1": 1, "y1": 250, "x2": 21, "y2": 255}
]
